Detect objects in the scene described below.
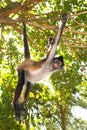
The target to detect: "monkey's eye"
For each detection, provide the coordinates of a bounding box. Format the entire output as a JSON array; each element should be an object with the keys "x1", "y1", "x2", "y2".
[
  {"x1": 58, "y1": 61, "x2": 62, "y2": 66},
  {"x1": 54, "y1": 59, "x2": 58, "y2": 63},
  {"x1": 54, "y1": 59, "x2": 62, "y2": 66}
]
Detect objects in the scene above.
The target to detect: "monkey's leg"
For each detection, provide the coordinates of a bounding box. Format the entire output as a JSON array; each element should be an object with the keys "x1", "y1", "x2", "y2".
[
  {"x1": 13, "y1": 70, "x2": 24, "y2": 103},
  {"x1": 24, "y1": 82, "x2": 31, "y2": 100},
  {"x1": 13, "y1": 70, "x2": 25, "y2": 119},
  {"x1": 18, "y1": 82, "x2": 31, "y2": 120}
]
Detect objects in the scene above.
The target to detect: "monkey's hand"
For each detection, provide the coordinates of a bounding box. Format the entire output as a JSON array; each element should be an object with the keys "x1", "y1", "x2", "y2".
[{"x1": 48, "y1": 37, "x2": 55, "y2": 45}]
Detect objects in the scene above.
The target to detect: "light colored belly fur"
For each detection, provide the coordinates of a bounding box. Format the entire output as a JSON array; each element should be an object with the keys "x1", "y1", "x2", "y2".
[{"x1": 25, "y1": 66, "x2": 51, "y2": 83}]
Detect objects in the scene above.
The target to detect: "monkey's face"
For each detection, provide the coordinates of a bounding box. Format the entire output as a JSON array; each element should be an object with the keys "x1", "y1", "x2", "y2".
[{"x1": 53, "y1": 56, "x2": 64, "y2": 70}]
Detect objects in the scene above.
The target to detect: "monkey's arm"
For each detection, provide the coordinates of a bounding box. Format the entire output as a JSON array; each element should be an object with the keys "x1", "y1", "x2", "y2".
[{"x1": 45, "y1": 13, "x2": 67, "y2": 64}]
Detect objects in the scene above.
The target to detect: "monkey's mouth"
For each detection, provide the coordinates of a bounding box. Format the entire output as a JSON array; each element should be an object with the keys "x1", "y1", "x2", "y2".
[{"x1": 54, "y1": 62, "x2": 64, "y2": 70}]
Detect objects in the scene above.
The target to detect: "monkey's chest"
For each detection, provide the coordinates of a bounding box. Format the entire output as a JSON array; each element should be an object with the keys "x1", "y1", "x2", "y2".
[{"x1": 26, "y1": 67, "x2": 51, "y2": 83}]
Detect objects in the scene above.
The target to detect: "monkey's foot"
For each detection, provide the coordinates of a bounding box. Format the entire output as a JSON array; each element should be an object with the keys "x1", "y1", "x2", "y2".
[{"x1": 13, "y1": 103, "x2": 28, "y2": 121}]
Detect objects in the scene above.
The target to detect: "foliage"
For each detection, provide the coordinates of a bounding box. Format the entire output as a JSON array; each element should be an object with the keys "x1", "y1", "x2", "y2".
[{"x1": 0, "y1": 0, "x2": 87, "y2": 130}]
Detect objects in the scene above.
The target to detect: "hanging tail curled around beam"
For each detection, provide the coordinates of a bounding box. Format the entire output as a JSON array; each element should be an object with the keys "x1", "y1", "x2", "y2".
[{"x1": 23, "y1": 23, "x2": 30, "y2": 59}]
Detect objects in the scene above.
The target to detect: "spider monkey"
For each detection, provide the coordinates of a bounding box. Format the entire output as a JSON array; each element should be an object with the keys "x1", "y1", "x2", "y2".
[{"x1": 13, "y1": 13, "x2": 67, "y2": 120}]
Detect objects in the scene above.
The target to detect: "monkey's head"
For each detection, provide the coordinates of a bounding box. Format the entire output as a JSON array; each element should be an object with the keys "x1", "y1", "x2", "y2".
[{"x1": 53, "y1": 56, "x2": 64, "y2": 70}]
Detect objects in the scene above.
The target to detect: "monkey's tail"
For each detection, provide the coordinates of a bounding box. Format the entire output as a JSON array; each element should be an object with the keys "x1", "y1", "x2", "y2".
[{"x1": 23, "y1": 23, "x2": 30, "y2": 59}]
